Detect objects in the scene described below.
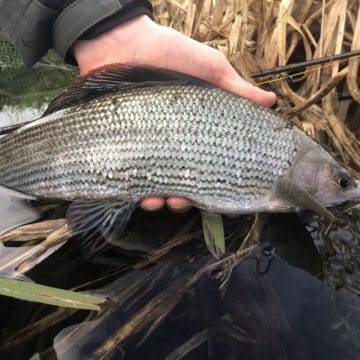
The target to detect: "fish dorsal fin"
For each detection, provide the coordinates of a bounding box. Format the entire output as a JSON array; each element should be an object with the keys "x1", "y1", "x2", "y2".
[
  {"x1": 273, "y1": 178, "x2": 336, "y2": 222},
  {"x1": 43, "y1": 64, "x2": 213, "y2": 116}
]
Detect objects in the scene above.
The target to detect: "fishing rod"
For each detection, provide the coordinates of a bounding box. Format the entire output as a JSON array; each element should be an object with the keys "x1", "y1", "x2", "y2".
[{"x1": 251, "y1": 49, "x2": 360, "y2": 79}]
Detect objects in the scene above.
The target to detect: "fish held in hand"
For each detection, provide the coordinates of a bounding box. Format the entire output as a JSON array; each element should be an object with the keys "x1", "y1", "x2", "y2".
[{"x1": 0, "y1": 65, "x2": 358, "y2": 255}]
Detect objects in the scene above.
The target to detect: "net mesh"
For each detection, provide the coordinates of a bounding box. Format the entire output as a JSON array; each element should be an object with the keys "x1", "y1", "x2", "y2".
[{"x1": 0, "y1": 31, "x2": 77, "y2": 112}]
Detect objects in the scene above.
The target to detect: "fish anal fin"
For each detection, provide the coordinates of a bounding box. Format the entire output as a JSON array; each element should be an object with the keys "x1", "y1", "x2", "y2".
[
  {"x1": 272, "y1": 178, "x2": 335, "y2": 222},
  {"x1": 43, "y1": 64, "x2": 212, "y2": 116}
]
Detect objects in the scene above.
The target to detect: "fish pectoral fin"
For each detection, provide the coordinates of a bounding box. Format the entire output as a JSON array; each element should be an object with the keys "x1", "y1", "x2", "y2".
[
  {"x1": 200, "y1": 210, "x2": 226, "y2": 259},
  {"x1": 272, "y1": 178, "x2": 335, "y2": 222},
  {"x1": 66, "y1": 199, "x2": 135, "y2": 256}
]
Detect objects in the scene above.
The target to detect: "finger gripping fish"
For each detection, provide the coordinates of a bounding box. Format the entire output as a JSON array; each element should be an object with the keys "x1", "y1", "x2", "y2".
[{"x1": 0, "y1": 65, "x2": 358, "y2": 254}]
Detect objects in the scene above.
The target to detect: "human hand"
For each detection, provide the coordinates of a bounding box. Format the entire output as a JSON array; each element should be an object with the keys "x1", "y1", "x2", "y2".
[{"x1": 73, "y1": 15, "x2": 276, "y2": 212}]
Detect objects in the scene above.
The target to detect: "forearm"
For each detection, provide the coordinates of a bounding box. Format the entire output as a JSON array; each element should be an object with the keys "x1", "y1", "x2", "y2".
[{"x1": 0, "y1": 0, "x2": 152, "y2": 65}]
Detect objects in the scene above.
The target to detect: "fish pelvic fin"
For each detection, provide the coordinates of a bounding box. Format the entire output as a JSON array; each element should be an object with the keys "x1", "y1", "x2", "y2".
[
  {"x1": 43, "y1": 64, "x2": 213, "y2": 116},
  {"x1": 66, "y1": 199, "x2": 135, "y2": 257},
  {"x1": 272, "y1": 178, "x2": 336, "y2": 222}
]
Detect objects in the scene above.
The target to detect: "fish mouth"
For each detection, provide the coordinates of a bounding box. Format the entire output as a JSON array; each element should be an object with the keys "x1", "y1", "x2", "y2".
[{"x1": 321, "y1": 179, "x2": 360, "y2": 206}]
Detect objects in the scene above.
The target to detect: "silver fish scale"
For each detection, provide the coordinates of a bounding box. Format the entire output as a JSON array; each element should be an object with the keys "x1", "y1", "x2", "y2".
[{"x1": 0, "y1": 85, "x2": 304, "y2": 213}]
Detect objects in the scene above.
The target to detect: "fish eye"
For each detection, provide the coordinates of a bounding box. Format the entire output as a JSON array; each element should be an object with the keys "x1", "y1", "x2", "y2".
[{"x1": 337, "y1": 169, "x2": 350, "y2": 188}]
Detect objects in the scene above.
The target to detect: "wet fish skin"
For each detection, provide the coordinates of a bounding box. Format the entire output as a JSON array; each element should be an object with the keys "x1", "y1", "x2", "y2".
[
  {"x1": 0, "y1": 85, "x2": 298, "y2": 211},
  {"x1": 0, "y1": 67, "x2": 358, "y2": 218}
]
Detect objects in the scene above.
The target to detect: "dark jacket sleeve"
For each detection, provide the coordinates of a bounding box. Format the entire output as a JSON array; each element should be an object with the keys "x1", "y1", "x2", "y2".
[{"x1": 0, "y1": 0, "x2": 153, "y2": 65}]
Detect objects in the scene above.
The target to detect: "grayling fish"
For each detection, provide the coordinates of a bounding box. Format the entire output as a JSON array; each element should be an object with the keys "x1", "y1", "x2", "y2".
[{"x1": 0, "y1": 65, "x2": 359, "y2": 255}]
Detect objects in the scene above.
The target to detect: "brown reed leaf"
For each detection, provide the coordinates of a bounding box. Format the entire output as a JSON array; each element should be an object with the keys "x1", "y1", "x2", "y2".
[{"x1": 347, "y1": 4, "x2": 360, "y2": 103}]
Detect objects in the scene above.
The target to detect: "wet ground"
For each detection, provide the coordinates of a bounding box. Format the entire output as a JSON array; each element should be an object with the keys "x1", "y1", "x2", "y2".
[{"x1": 0, "y1": 206, "x2": 359, "y2": 360}]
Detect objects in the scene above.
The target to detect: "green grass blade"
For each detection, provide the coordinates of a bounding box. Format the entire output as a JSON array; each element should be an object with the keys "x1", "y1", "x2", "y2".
[
  {"x1": 200, "y1": 210, "x2": 225, "y2": 259},
  {"x1": 0, "y1": 277, "x2": 106, "y2": 310}
]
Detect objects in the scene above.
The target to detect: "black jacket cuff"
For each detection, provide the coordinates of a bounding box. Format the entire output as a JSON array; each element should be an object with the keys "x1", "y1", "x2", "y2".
[{"x1": 53, "y1": 0, "x2": 153, "y2": 64}]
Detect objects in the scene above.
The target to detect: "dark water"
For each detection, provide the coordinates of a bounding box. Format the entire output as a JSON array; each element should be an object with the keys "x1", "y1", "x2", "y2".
[
  {"x1": 0, "y1": 207, "x2": 359, "y2": 360},
  {"x1": 303, "y1": 204, "x2": 360, "y2": 295},
  {"x1": 52, "y1": 256, "x2": 359, "y2": 360}
]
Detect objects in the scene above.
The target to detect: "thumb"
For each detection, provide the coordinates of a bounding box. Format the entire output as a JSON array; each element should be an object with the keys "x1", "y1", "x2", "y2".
[
  {"x1": 155, "y1": 28, "x2": 276, "y2": 107},
  {"x1": 219, "y1": 75, "x2": 276, "y2": 107}
]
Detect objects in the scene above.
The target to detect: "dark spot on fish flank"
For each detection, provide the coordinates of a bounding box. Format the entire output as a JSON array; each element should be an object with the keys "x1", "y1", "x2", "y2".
[
  {"x1": 216, "y1": 177, "x2": 227, "y2": 184},
  {"x1": 168, "y1": 91, "x2": 182, "y2": 103}
]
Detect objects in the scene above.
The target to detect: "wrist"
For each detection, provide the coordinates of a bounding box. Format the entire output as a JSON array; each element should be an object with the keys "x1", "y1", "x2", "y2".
[{"x1": 73, "y1": 15, "x2": 154, "y2": 75}]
